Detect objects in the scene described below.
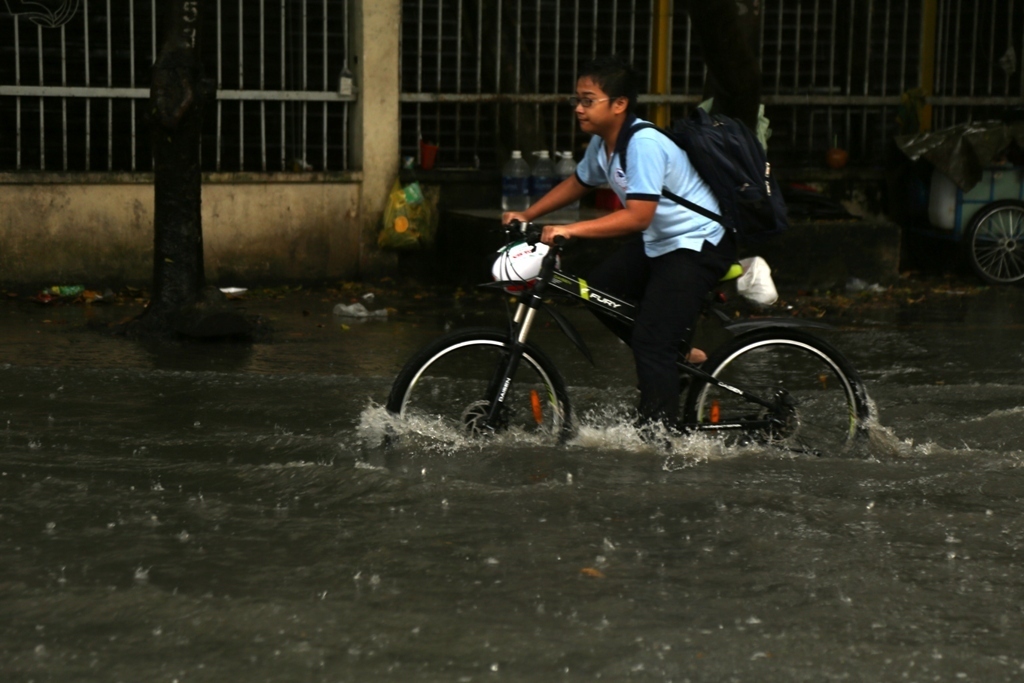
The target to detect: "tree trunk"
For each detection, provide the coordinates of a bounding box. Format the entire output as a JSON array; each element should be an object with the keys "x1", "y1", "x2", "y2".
[
  {"x1": 149, "y1": 0, "x2": 205, "y2": 319},
  {"x1": 130, "y1": 0, "x2": 251, "y2": 339}
]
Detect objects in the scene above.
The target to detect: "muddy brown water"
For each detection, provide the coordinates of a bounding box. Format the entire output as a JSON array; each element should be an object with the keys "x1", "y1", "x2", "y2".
[{"x1": 2, "y1": 285, "x2": 1023, "y2": 682}]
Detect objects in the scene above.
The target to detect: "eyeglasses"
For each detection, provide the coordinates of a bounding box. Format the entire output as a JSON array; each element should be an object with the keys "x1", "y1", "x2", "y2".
[{"x1": 568, "y1": 96, "x2": 610, "y2": 109}]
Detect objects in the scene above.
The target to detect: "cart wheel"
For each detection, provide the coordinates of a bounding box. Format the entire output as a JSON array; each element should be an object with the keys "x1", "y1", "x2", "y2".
[{"x1": 964, "y1": 200, "x2": 1024, "y2": 285}]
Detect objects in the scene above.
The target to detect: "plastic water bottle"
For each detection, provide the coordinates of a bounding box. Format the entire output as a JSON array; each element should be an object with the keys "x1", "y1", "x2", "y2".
[
  {"x1": 529, "y1": 150, "x2": 557, "y2": 204},
  {"x1": 501, "y1": 150, "x2": 531, "y2": 211},
  {"x1": 555, "y1": 151, "x2": 580, "y2": 214}
]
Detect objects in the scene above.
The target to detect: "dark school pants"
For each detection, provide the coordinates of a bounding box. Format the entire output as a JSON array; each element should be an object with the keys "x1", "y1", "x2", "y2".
[{"x1": 586, "y1": 232, "x2": 737, "y2": 426}]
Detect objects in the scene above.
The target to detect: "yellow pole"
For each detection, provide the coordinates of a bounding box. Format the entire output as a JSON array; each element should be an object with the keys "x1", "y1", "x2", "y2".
[
  {"x1": 919, "y1": 0, "x2": 938, "y2": 131},
  {"x1": 649, "y1": 0, "x2": 672, "y2": 127}
]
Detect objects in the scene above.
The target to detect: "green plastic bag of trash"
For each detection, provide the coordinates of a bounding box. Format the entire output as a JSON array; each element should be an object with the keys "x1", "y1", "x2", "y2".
[{"x1": 379, "y1": 179, "x2": 437, "y2": 250}]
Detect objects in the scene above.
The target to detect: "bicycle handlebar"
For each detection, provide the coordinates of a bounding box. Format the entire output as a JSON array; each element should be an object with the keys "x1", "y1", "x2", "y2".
[{"x1": 504, "y1": 219, "x2": 567, "y2": 248}]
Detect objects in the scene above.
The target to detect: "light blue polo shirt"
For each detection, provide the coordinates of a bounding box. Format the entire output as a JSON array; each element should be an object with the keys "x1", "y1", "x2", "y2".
[{"x1": 576, "y1": 116, "x2": 725, "y2": 257}]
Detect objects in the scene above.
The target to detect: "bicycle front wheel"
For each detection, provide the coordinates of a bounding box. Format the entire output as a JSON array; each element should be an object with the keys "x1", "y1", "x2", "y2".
[
  {"x1": 386, "y1": 328, "x2": 572, "y2": 442},
  {"x1": 682, "y1": 328, "x2": 870, "y2": 455}
]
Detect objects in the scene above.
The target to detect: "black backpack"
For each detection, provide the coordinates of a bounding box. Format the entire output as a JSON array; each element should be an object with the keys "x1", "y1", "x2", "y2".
[{"x1": 619, "y1": 109, "x2": 789, "y2": 243}]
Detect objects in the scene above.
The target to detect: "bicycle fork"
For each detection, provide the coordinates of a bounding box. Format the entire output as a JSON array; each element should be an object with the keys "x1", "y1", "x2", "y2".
[{"x1": 480, "y1": 244, "x2": 559, "y2": 431}]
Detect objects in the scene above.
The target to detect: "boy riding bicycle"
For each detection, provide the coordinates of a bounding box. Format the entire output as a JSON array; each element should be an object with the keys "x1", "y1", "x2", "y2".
[{"x1": 502, "y1": 56, "x2": 736, "y2": 433}]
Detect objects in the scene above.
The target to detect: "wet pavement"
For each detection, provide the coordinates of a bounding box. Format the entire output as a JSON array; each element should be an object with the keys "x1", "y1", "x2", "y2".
[{"x1": 2, "y1": 276, "x2": 1024, "y2": 682}]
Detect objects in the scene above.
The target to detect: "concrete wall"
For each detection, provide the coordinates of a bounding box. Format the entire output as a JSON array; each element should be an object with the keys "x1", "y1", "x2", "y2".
[
  {"x1": 0, "y1": 176, "x2": 364, "y2": 285},
  {"x1": 0, "y1": 0, "x2": 400, "y2": 288}
]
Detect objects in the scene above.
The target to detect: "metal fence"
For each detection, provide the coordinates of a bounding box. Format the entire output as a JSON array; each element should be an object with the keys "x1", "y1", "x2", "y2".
[
  {"x1": 4, "y1": 2, "x2": 1019, "y2": 175},
  {"x1": 931, "y1": 0, "x2": 1024, "y2": 129},
  {"x1": 400, "y1": 0, "x2": 1024, "y2": 169},
  {"x1": 756, "y1": 0, "x2": 923, "y2": 165},
  {"x1": 400, "y1": 0, "x2": 654, "y2": 169},
  {"x1": 0, "y1": 0, "x2": 355, "y2": 173}
]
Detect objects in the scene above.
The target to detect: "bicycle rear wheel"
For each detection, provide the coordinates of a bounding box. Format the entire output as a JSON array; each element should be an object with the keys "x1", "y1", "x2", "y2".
[
  {"x1": 682, "y1": 328, "x2": 870, "y2": 455},
  {"x1": 386, "y1": 328, "x2": 572, "y2": 442}
]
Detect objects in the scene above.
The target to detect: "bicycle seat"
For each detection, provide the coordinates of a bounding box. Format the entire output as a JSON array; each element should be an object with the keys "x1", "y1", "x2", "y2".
[{"x1": 720, "y1": 262, "x2": 744, "y2": 282}]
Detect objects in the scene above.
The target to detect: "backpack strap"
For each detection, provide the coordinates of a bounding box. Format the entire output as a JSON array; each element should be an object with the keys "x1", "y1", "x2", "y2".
[
  {"x1": 616, "y1": 120, "x2": 731, "y2": 230},
  {"x1": 614, "y1": 119, "x2": 655, "y2": 175},
  {"x1": 660, "y1": 186, "x2": 729, "y2": 228}
]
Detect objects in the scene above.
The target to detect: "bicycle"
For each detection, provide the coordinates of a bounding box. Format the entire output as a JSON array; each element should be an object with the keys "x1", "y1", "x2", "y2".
[{"x1": 386, "y1": 221, "x2": 871, "y2": 455}]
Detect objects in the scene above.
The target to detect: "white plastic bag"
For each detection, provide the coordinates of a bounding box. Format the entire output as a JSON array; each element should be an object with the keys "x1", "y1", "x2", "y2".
[
  {"x1": 737, "y1": 256, "x2": 778, "y2": 306},
  {"x1": 333, "y1": 302, "x2": 387, "y2": 318}
]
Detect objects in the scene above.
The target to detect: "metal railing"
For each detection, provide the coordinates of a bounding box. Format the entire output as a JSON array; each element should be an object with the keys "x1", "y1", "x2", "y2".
[
  {"x1": 400, "y1": 0, "x2": 653, "y2": 169},
  {"x1": 931, "y1": 0, "x2": 1024, "y2": 129},
  {"x1": 0, "y1": 0, "x2": 355, "y2": 174},
  {"x1": 400, "y1": 0, "x2": 1023, "y2": 169}
]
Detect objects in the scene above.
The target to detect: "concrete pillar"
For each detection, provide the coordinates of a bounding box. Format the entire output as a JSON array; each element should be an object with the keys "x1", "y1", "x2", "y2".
[{"x1": 343, "y1": 0, "x2": 401, "y2": 278}]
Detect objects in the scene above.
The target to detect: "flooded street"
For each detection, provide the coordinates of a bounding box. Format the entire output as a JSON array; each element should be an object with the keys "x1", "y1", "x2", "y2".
[{"x1": 2, "y1": 284, "x2": 1024, "y2": 682}]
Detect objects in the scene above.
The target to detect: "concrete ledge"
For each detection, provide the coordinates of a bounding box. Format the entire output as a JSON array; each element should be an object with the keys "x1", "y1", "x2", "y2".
[{"x1": 746, "y1": 219, "x2": 902, "y2": 291}]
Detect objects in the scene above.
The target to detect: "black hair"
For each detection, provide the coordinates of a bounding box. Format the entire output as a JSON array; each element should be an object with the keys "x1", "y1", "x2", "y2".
[{"x1": 577, "y1": 56, "x2": 639, "y2": 113}]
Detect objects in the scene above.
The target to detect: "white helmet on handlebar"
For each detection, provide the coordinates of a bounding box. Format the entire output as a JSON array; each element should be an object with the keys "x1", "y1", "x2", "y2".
[{"x1": 491, "y1": 240, "x2": 555, "y2": 292}]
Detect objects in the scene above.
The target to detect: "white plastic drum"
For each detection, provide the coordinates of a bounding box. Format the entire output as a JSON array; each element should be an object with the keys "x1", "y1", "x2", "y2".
[{"x1": 928, "y1": 168, "x2": 958, "y2": 231}]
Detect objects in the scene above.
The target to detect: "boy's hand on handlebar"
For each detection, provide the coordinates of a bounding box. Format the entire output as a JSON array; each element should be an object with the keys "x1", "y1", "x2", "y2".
[
  {"x1": 502, "y1": 211, "x2": 530, "y2": 227},
  {"x1": 541, "y1": 225, "x2": 573, "y2": 246}
]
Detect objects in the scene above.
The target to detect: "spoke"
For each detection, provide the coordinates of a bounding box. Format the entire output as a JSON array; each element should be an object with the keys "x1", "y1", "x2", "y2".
[
  {"x1": 1008, "y1": 254, "x2": 1024, "y2": 278},
  {"x1": 1010, "y1": 211, "x2": 1024, "y2": 238},
  {"x1": 976, "y1": 245, "x2": 1001, "y2": 269},
  {"x1": 991, "y1": 213, "x2": 1009, "y2": 240},
  {"x1": 984, "y1": 216, "x2": 1004, "y2": 240}
]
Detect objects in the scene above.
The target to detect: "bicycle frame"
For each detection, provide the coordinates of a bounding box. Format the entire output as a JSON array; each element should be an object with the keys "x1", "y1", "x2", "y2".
[{"x1": 479, "y1": 225, "x2": 802, "y2": 435}]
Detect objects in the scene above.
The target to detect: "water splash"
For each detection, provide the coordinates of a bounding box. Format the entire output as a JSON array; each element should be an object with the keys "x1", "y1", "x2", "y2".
[
  {"x1": 357, "y1": 393, "x2": 993, "y2": 466},
  {"x1": 356, "y1": 402, "x2": 568, "y2": 455}
]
